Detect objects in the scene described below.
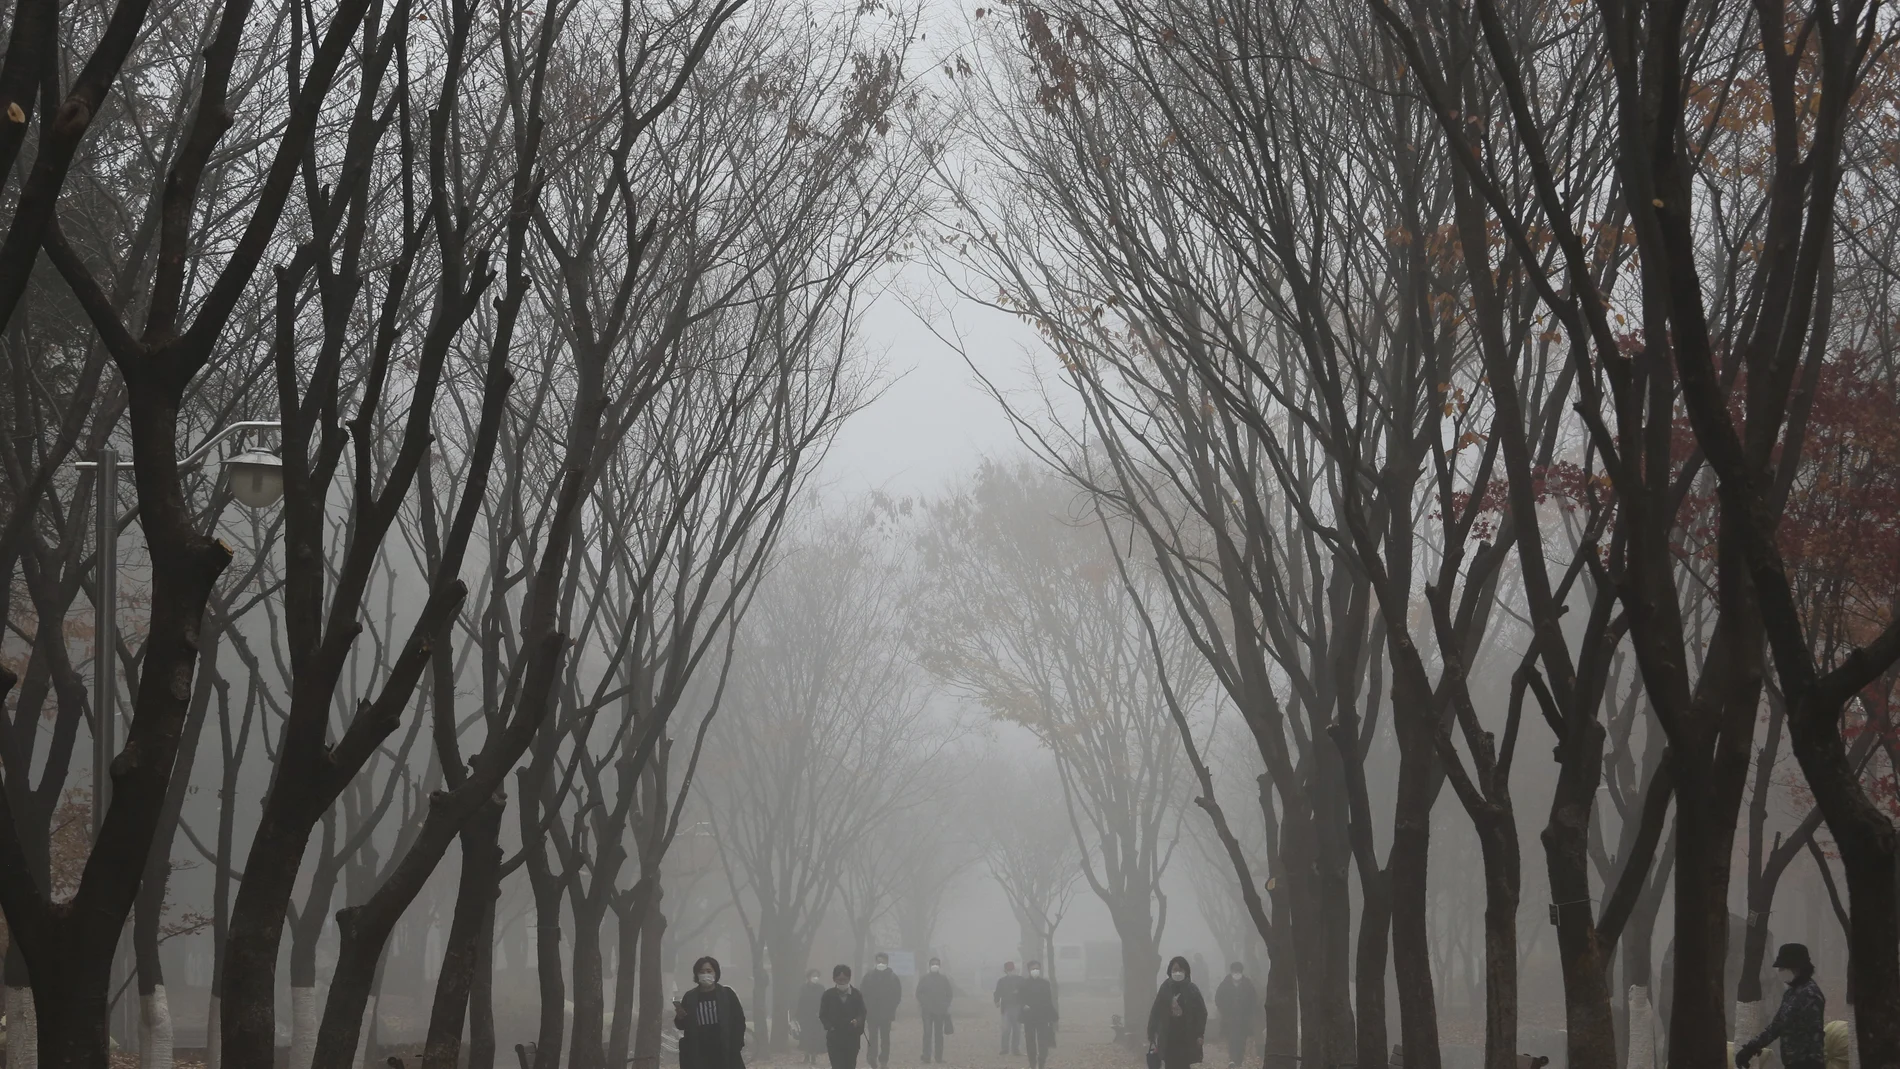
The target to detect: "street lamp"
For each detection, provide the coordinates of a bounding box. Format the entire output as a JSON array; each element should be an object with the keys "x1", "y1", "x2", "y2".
[{"x1": 76, "y1": 420, "x2": 282, "y2": 839}]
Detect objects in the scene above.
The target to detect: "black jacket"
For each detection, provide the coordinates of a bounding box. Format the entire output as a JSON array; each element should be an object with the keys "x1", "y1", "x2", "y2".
[
  {"x1": 994, "y1": 973, "x2": 1024, "y2": 1008},
  {"x1": 1018, "y1": 976, "x2": 1058, "y2": 1026},
  {"x1": 917, "y1": 972, "x2": 953, "y2": 1016},
  {"x1": 1214, "y1": 975, "x2": 1257, "y2": 1031},
  {"x1": 675, "y1": 984, "x2": 747, "y2": 1069},
  {"x1": 1148, "y1": 979, "x2": 1207, "y2": 1065},
  {"x1": 821, "y1": 987, "x2": 868, "y2": 1037},
  {"x1": 862, "y1": 968, "x2": 903, "y2": 1023}
]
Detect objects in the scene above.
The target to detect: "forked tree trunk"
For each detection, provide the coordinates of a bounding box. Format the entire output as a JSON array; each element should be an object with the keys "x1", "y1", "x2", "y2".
[{"x1": 419, "y1": 798, "x2": 504, "y2": 1069}]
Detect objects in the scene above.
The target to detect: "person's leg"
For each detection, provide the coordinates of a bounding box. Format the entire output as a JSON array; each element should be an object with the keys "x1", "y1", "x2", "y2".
[
  {"x1": 879, "y1": 1022, "x2": 894, "y2": 1068},
  {"x1": 1008, "y1": 1009, "x2": 1022, "y2": 1055},
  {"x1": 935, "y1": 1017, "x2": 946, "y2": 1062},
  {"x1": 1228, "y1": 1028, "x2": 1244, "y2": 1067},
  {"x1": 922, "y1": 1018, "x2": 934, "y2": 1063}
]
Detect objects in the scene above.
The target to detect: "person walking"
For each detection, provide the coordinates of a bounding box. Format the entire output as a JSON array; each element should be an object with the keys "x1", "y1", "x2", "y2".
[
  {"x1": 822, "y1": 965, "x2": 869, "y2": 1069},
  {"x1": 1736, "y1": 944, "x2": 1826, "y2": 1069},
  {"x1": 1213, "y1": 962, "x2": 1257, "y2": 1069},
  {"x1": 674, "y1": 956, "x2": 747, "y2": 1069},
  {"x1": 798, "y1": 969, "x2": 829, "y2": 1065},
  {"x1": 995, "y1": 962, "x2": 1025, "y2": 1055},
  {"x1": 1147, "y1": 956, "x2": 1208, "y2": 1069},
  {"x1": 862, "y1": 953, "x2": 903, "y2": 1069},
  {"x1": 917, "y1": 957, "x2": 954, "y2": 1063},
  {"x1": 1019, "y1": 960, "x2": 1058, "y2": 1069}
]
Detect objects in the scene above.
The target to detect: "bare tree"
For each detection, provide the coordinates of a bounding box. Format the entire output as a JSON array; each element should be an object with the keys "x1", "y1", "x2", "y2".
[{"x1": 915, "y1": 459, "x2": 1201, "y2": 1037}]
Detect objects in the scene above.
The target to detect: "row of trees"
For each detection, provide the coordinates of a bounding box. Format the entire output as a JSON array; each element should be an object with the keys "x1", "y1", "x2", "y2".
[
  {"x1": 0, "y1": 0, "x2": 935, "y2": 1064},
  {"x1": 931, "y1": 1, "x2": 1900, "y2": 1068}
]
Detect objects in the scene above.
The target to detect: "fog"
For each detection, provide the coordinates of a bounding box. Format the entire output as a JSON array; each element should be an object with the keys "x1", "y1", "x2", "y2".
[{"x1": 0, "y1": 0, "x2": 1894, "y2": 1068}]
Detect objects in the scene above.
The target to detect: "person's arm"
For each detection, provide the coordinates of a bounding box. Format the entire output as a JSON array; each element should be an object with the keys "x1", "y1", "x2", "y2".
[
  {"x1": 733, "y1": 991, "x2": 747, "y2": 1051},
  {"x1": 1738, "y1": 988, "x2": 1800, "y2": 1064}
]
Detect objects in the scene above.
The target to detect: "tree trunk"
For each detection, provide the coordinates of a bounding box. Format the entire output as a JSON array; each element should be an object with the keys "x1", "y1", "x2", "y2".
[
  {"x1": 569, "y1": 899, "x2": 610, "y2": 1069},
  {"x1": 7, "y1": 980, "x2": 38, "y2": 1069},
  {"x1": 1114, "y1": 905, "x2": 1161, "y2": 1049},
  {"x1": 1544, "y1": 718, "x2": 1617, "y2": 1069},
  {"x1": 1474, "y1": 811, "x2": 1519, "y2": 1069},
  {"x1": 607, "y1": 901, "x2": 642, "y2": 1069},
  {"x1": 1388, "y1": 715, "x2": 1443, "y2": 1069},
  {"x1": 1354, "y1": 874, "x2": 1392, "y2": 1069},
  {"x1": 469, "y1": 887, "x2": 498, "y2": 1069},
  {"x1": 419, "y1": 798, "x2": 504, "y2": 1069},
  {"x1": 1667, "y1": 765, "x2": 1740, "y2": 1069},
  {"x1": 633, "y1": 906, "x2": 668, "y2": 1069}
]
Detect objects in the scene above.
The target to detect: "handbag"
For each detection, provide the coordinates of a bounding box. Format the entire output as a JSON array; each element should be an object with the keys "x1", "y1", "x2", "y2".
[
  {"x1": 943, "y1": 1016, "x2": 955, "y2": 1035},
  {"x1": 1147, "y1": 1047, "x2": 1163, "y2": 1069}
]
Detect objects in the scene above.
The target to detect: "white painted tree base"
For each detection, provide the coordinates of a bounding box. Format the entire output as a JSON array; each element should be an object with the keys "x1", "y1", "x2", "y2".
[
  {"x1": 206, "y1": 994, "x2": 222, "y2": 1069},
  {"x1": 140, "y1": 986, "x2": 176, "y2": 1069},
  {"x1": 290, "y1": 986, "x2": 318, "y2": 1069},
  {"x1": 7, "y1": 985, "x2": 38, "y2": 1069},
  {"x1": 1627, "y1": 986, "x2": 1656, "y2": 1069}
]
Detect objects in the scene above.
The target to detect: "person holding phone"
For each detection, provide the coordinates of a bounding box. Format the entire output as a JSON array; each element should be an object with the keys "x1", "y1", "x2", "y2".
[
  {"x1": 675, "y1": 956, "x2": 747, "y2": 1069},
  {"x1": 822, "y1": 965, "x2": 869, "y2": 1069}
]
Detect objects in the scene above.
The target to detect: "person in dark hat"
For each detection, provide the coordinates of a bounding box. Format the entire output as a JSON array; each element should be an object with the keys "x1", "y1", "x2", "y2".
[
  {"x1": 674, "y1": 956, "x2": 747, "y2": 1069},
  {"x1": 1736, "y1": 944, "x2": 1825, "y2": 1069}
]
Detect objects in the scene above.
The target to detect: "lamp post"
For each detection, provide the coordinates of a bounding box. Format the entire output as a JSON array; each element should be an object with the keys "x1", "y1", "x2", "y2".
[{"x1": 76, "y1": 420, "x2": 283, "y2": 839}]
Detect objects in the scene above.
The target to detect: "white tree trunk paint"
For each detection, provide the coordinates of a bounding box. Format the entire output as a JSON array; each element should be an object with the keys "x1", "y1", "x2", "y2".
[
  {"x1": 6, "y1": 985, "x2": 38, "y2": 1069},
  {"x1": 139, "y1": 985, "x2": 175, "y2": 1069},
  {"x1": 206, "y1": 994, "x2": 221, "y2": 1069},
  {"x1": 290, "y1": 986, "x2": 318, "y2": 1069},
  {"x1": 1736, "y1": 1001, "x2": 1778, "y2": 1069},
  {"x1": 1626, "y1": 986, "x2": 1656, "y2": 1069}
]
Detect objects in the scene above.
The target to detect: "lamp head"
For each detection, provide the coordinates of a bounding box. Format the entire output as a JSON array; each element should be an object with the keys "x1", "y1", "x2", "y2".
[{"x1": 224, "y1": 449, "x2": 284, "y2": 509}]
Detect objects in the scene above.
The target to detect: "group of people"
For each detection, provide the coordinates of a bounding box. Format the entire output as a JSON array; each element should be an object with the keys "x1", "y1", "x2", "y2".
[
  {"x1": 674, "y1": 944, "x2": 1842, "y2": 1069},
  {"x1": 790, "y1": 954, "x2": 957, "y2": 1069}
]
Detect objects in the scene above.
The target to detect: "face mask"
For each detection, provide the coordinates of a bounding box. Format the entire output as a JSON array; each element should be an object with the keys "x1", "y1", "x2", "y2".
[
  {"x1": 1231, "y1": 971, "x2": 1242, "y2": 978},
  {"x1": 930, "y1": 965, "x2": 940, "y2": 973},
  {"x1": 1029, "y1": 969, "x2": 1041, "y2": 978},
  {"x1": 876, "y1": 963, "x2": 888, "y2": 970},
  {"x1": 698, "y1": 973, "x2": 716, "y2": 986},
  {"x1": 810, "y1": 977, "x2": 821, "y2": 984},
  {"x1": 1777, "y1": 968, "x2": 1797, "y2": 984},
  {"x1": 837, "y1": 979, "x2": 851, "y2": 989},
  {"x1": 1171, "y1": 971, "x2": 1186, "y2": 982}
]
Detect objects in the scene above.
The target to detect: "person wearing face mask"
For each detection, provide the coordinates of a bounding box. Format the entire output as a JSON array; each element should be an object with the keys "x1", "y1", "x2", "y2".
[
  {"x1": 995, "y1": 961, "x2": 1025, "y2": 1055},
  {"x1": 822, "y1": 966, "x2": 869, "y2": 1069},
  {"x1": 673, "y1": 956, "x2": 747, "y2": 1069},
  {"x1": 1017, "y1": 961, "x2": 1058, "y2": 1069},
  {"x1": 798, "y1": 969, "x2": 829, "y2": 1064},
  {"x1": 1735, "y1": 944, "x2": 1825, "y2": 1069},
  {"x1": 1147, "y1": 957, "x2": 1208, "y2": 1069},
  {"x1": 916, "y1": 957, "x2": 954, "y2": 1063},
  {"x1": 1213, "y1": 962, "x2": 1257, "y2": 1069},
  {"x1": 861, "y1": 953, "x2": 903, "y2": 1069}
]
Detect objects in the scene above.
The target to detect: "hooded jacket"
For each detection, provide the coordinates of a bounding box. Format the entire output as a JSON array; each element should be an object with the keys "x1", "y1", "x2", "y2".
[{"x1": 1148, "y1": 964, "x2": 1208, "y2": 1067}]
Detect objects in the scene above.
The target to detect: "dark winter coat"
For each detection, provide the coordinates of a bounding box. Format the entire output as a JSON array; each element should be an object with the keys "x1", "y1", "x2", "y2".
[
  {"x1": 797, "y1": 981, "x2": 828, "y2": 1053},
  {"x1": 917, "y1": 972, "x2": 953, "y2": 1017},
  {"x1": 1017, "y1": 976, "x2": 1058, "y2": 1027},
  {"x1": 1742, "y1": 977, "x2": 1826, "y2": 1068},
  {"x1": 1147, "y1": 979, "x2": 1208, "y2": 1068},
  {"x1": 1214, "y1": 975, "x2": 1257, "y2": 1033},
  {"x1": 994, "y1": 973, "x2": 1024, "y2": 1009},
  {"x1": 862, "y1": 967, "x2": 903, "y2": 1023},
  {"x1": 821, "y1": 986, "x2": 868, "y2": 1037},
  {"x1": 675, "y1": 984, "x2": 747, "y2": 1069}
]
